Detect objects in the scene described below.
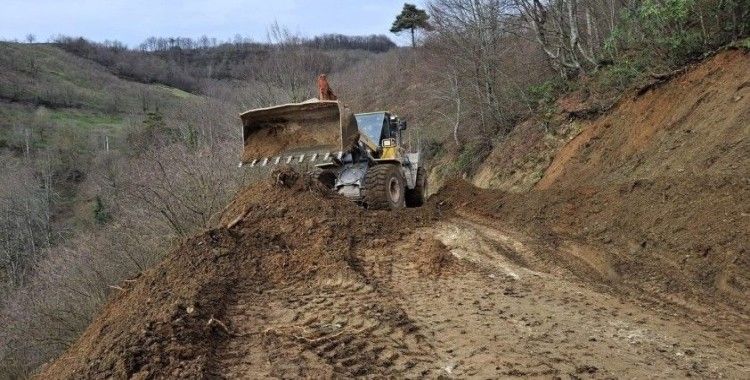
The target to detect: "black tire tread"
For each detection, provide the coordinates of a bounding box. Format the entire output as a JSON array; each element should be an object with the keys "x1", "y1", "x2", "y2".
[
  {"x1": 405, "y1": 167, "x2": 427, "y2": 208},
  {"x1": 362, "y1": 164, "x2": 403, "y2": 210}
]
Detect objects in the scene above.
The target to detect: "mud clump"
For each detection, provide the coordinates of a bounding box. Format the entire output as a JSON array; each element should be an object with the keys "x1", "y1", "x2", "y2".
[
  {"x1": 269, "y1": 165, "x2": 300, "y2": 188},
  {"x1": 414, "y1": 238, "x2": 458, "y2": 277}
]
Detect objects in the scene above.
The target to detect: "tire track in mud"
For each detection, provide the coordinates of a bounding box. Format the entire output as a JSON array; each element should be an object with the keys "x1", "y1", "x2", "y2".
[
  {"x1": 207, "y1": 284, "x2": 273, "y2": 378},
  {"x1": 208, "y1": 275, "x2": 438, "y2": 378},
  {"x1": 364, "y1": 219, "x2": 750, "y2": 378},
  {"x1": 203, "y1": 209, "x2": 748, "y2": 379},
  {"x1": 452, "y1": 208, "x2": 750, "y2": 340}
]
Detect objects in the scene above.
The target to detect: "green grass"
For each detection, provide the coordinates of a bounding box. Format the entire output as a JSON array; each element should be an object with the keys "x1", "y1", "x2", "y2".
[
  {"x1": 0, "y1": 102, "x2": 127, "y2": 153},
  {"x1": 47, "y1": 109, "x2": 124, "y2": 130},
  {"x1": 0, "y1": 42, "x2": 215, "y2": 153},
  {"x1": 0, "y1": 42, "x2": 199, "y2": 114},
  {"x1": 154, "y1": 84, "x2": 196, "y2": 99}
]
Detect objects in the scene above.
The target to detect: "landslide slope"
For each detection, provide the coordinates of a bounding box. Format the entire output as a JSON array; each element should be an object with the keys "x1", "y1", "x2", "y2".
[
  {"x1": 464, "y1": 49, "x2": 750, "y2": 314},
  {"x1": 38, "y1": 170, "x2": 750, "y2": 379},
  {"x1": 35, "y1": 50, "x2": 749, "y2": 379}
]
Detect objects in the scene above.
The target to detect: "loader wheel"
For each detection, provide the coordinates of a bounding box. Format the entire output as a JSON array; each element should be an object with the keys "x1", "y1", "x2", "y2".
[
  {"x1": 311, "y1": 167, "x2": 337, "y2": 189},
  {"x1": 405, "y1": 167, "x2": 428, "y2": 207},
  {"x1": 362, "y1": 164, "x2": 405, "y2": 210}
]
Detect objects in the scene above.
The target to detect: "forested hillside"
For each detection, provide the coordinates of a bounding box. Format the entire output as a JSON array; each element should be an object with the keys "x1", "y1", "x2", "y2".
[{"x1": 1, "y1": 0, "x2": 748, "y2": 377}]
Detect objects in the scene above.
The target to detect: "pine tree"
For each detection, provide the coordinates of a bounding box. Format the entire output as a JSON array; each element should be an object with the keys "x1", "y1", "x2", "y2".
[{"x1": 390, "y1": 3, "x2": 431, "y2": 48}]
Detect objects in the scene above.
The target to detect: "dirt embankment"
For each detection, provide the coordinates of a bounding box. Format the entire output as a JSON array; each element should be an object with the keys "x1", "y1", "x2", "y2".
[{"x1": 463, "y1": 49, "x2": 750, "y2": 314}]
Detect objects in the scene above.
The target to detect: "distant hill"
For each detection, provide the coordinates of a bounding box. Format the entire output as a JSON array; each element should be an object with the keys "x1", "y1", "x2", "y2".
[
  {"x1": 0, "y1": 42, "x2": 193, "y2": 113},
  {"x1": 51, "y1": 34, "x2": 393, "y2": 93}
]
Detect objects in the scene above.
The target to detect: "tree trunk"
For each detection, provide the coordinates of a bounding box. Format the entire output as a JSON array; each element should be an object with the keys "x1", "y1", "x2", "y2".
[{"x1": 411, "y1": 28, "x2": 416, "y2": 48}]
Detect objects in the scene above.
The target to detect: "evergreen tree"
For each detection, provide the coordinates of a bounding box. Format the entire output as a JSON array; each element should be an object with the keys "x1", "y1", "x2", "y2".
[{"x1": 390, "y1": 3, "x2": 431, "y2": 48}]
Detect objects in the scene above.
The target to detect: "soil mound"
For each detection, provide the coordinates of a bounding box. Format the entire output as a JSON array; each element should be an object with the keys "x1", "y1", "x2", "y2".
[{"x1": 38, "y1": 170, "x2": 444, "y2": 379}]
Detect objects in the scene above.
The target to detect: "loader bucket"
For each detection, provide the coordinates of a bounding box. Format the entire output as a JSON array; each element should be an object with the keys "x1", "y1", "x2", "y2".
[{"x1": 240, "y1": 99, "x2": 358, "y2": 166}]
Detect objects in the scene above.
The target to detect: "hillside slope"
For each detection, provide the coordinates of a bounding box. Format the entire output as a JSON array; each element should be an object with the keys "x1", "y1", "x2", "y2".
[
  {"x1": 0, "y1": 42, "x2": 194, "y2": 113},
  {"x1": 35, "y1": 49, "x2": 749, "y2": 378},
  {"x1": 538, "y1": 49, "x2": 749, "y2": 188},
  {"x1": 0, "y1": 42, "x2": 206, "y2": 162}
]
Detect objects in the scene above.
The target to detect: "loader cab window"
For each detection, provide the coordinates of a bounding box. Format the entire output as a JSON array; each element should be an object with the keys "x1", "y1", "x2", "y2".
[{"x1": 355, "y1": 112, "x2": 389, "y2": 143}]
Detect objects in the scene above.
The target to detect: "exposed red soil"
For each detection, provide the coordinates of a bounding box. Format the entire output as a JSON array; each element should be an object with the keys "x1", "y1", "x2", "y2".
[
  {"x1": 539, "y1": 49, "x2": 750, "y2": 189},
  {"x1": 469, "y1": 50, "x2": 750, "y2": 313}
]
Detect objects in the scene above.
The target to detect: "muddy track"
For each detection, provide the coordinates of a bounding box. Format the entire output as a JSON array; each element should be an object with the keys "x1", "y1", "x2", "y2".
[
  {"x1": 398, "y1": 219, "x2": 747, "y2": 378},
  {"x1": 202, "y1": 212, "x2": 748, "y2": 378},
  {"x1": 209, "y1": 275, "x2": 439, "y2": 378}
]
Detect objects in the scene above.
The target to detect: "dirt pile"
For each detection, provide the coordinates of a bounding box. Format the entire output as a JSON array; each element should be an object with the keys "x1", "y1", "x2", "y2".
[{"x1": 38, "y1": 169, "x2": 445, "y2": 379}]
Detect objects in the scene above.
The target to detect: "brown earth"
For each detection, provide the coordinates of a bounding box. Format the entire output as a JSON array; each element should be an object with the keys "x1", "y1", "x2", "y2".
[
  {"x1": 38, "y1": 50, "x2": 749, "y2": 379},
  {"x1": 470, "y1": 48, "x2": 749, "y2": 314},
  {"x1": 241, "y1": 118, "x2": 341, "y2": 161}
]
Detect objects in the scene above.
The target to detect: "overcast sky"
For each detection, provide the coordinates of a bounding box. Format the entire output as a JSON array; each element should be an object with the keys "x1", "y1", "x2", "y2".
[{"x1": 0, "y1": 0, "x2": 420, "y2": 47}]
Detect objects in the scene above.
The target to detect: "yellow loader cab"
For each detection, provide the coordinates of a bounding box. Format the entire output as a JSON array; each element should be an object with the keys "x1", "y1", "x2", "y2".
[
  {"x1": 316, "y1": 111, "x2": 427, "y2": 209},
  {"x1": 239, "y1": 101, "x2": 427, "y2": 210}
]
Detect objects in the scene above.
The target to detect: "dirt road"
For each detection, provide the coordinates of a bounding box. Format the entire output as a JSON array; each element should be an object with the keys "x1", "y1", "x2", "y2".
[
  {"x1": 38, "y1": 174, "x2": 750, "y2": 379},
  {"x1": 203, "y1": 210, "x2": 748, "y2": 378}
]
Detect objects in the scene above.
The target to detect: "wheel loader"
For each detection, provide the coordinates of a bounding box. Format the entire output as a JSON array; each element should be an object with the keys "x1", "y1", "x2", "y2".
[{"x1": 238, "y1": 95, "x2": 427, "y2": 210}]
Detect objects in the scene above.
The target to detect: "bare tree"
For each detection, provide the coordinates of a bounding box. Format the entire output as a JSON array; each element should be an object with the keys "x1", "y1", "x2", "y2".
[
  {"x1": 0, "y1": 155, "x2": 52, "y2": 291},
  {"x1": 512, "y1": 0, "x2": 611, "y2": 77},
  {"x1": 427, "y1": 0, "x2": 550, "y2": 141}
]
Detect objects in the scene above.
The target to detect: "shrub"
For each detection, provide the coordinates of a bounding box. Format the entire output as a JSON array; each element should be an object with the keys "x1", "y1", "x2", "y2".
[{"x1": 455, "y1": 140, "x2": 492, "y2": 175}]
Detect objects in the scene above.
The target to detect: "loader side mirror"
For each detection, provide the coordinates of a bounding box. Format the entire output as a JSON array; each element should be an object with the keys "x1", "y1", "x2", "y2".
[{"x1": 398, "y1": 120, "x2": 407, "y2": 130}]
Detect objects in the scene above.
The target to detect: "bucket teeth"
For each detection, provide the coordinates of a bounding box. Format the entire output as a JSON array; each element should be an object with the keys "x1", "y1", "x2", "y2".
[{"x1": 244, "y1": 150, "x2": 337, "y2": 168}]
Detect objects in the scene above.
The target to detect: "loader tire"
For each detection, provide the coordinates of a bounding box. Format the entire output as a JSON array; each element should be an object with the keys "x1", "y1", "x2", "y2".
[
  {"x1": 311, "y1": 167, "x2": 337, "y2": 189},
  {"x1": 362, "y1": 164, "x2": 405, "y2": 210},
  {"x1": 405, "y1": 167, "x2": 427, "y2": 207}
]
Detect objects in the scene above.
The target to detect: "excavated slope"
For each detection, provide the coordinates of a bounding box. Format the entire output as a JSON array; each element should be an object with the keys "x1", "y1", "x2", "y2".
[
  {"x1": 538, "y1": 49, "x2": 749, "y2": 188},
  {"x1": 462, "y1": 49, "x2": 750, "y2": 313}
]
